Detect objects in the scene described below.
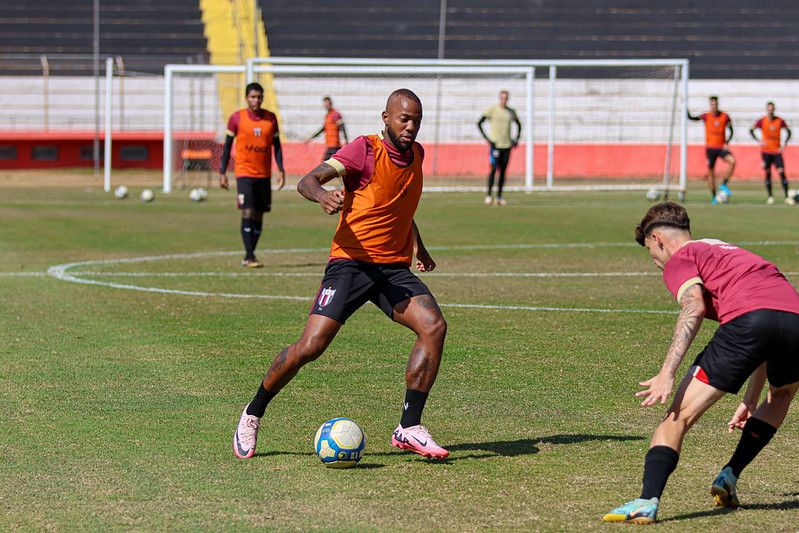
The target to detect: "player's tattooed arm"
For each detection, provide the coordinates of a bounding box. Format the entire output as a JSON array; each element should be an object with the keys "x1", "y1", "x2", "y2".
[
  {"x1": 637, "y1": 283, "x2": 705, "y2": 406},
  {"x1": 297, "y1": 163, "x2": 345, "y2": 214},
  {"x1": 663, "y1": 283, "x2": 706, "y2": 374}
]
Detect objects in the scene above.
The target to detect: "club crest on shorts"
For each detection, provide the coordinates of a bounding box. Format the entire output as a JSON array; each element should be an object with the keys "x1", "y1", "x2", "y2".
[{"x1": 318, "y1": 287, "x2": 336, "y2": 308}]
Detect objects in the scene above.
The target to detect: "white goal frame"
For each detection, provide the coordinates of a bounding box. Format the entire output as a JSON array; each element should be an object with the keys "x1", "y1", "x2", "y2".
[{"x1": 163, "y1": 57, "x2": 688, "y2": 195}]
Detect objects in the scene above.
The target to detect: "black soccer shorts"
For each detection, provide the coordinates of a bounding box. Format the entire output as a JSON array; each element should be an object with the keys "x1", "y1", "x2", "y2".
[
  {"x1": 310, "y1": 259, "x2": 434, "y2": 324},
  {"x1": 706, "y1": 148, "x2": 732, "y2": 170},
  {"x1": 236, "y1": 176, "x2": 272, "y2": 212},
  {"x1": 761, "y1": 153, "x2": 785, "y2": 170},
  {"x1": 690, "y1": 309, "x2": 799, "y2": 393}
]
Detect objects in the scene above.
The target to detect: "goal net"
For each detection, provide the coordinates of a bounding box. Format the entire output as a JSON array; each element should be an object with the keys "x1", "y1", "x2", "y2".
[{"x1": 163, "y1": 58, "x2": 687, "y2": 194}]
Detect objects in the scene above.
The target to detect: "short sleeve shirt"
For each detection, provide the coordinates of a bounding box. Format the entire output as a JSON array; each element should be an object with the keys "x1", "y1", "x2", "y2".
[{"x1": 662, "y1": 239, "x2": 799, "y2": 324}]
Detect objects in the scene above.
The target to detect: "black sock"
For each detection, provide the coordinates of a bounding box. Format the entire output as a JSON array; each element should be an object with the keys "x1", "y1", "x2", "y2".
[
  {"x1": 781, "y1": 173, "x2": 789, "y2": 195},
  {"x1": 725, "y1": 417, "x2": 777, "y2": 478},
  {"x1": 400, "y1": 388, "x2": 428, "y2": 428},
  {"x1": 765, "y1": 176, "x2": 773, "y2": 196},
  {"x1": 246, "y1": 383, "x2": 277, "y2": 418},
  {"x1": 251, "y1": 219, "x2": 263, "y2": 250},
  {"x1": 241, "y1": 218, "x2": 255, "y2": 259},
  {"x1": 640, "y1": 446, "x2": 680, "y2": 500}
]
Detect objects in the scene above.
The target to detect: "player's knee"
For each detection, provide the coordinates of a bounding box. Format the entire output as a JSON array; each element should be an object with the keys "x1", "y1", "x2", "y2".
[
  {"x1": 421, "y1": 313, "x2": 447, "y2": 342},
  {"x1": 293, "y1": 336, "x2": 327, "y2": 363}
]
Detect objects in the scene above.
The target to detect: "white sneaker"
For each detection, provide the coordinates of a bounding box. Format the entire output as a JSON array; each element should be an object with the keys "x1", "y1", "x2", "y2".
[
  {"x1": 233, "y1": 404, "x2": 261, "y2": 459},
  {"x1": 786, "y1": 196, "x2": 796, "y2": 206},
  {"x1": 767, "y1": 196, "x2": 775, "y2": 205},
  {"x1": 484, "y1": 195, "x2": 493, "y2": 205},
  {"x1": 495, "y1": 197, "x2": 506, "y2": 206}
]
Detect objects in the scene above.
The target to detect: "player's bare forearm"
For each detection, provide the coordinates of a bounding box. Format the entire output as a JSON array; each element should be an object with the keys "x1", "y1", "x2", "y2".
[
  {"x1": 412, "y1": 220, "x2": 436, "y2": 272},
  {"x1": 742, "y1": 362, "x2": 767, "y2": 405},
  {"x1": 297, "y1": 163, "x2": 344, "y2": 214},
  {"x1": 637, "y1": 284, "x2": 705, "y2": 406},
  {"x1": 663, "y1": 284, "x2": 705, "y2": 376}
]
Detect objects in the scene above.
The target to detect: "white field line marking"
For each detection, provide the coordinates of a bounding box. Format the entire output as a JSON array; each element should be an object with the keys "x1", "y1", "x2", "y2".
[
  {"x1": 80, "y1": 271, "x2": 660, "y2": 277},
  {"x1": 40, "y1": 241, "x2": 799, "y2": 314}
]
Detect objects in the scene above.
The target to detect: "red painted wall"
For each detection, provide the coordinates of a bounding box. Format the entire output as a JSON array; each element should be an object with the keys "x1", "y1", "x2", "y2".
[{"x1": 0, "y1": 132, "x2": 784, "y2": 180}]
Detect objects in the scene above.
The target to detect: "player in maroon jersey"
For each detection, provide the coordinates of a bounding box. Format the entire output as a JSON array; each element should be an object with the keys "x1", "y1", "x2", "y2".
[{"x1": 604, "y1": 202, "x2": 799, "y2": 523}]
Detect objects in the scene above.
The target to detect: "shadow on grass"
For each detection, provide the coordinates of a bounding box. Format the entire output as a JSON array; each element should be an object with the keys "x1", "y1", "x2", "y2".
[
  {"x1": 445, "y1": 434, "x2": 645, "y2": 460},
  {"x1": 663, "y1": 499, "x2": 799, "y2": 522},
  {"x1": 252, "y1": 434, "x2": 644, "y2": 464}
]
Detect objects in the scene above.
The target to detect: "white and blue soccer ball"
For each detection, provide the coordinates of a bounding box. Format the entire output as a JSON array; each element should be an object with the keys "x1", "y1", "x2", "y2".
[
  {"x1": 715, "y1": 190, "x2": 730, "y2": 204},
  {"x1": 314, "y1": 417, "x2": 365, "y2": 468},
  {"x1": 645, "y1": 188, "x2": 661, "y2": 201},
  {"x1": 789, "y1": 188, "x2": 799, "y2": 203},
  {"x1": 114, "y1": 185, "x2": 129, "y2": 199}
]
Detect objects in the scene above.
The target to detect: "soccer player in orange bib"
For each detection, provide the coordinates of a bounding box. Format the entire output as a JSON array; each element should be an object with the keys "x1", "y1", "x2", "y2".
[
  {"x1": 688, "y1": 96, "x2": 735, "y2": 203},
  {"x1": 304, "y1": 96, "x2": 349, "y2": 161},
  {"x1": 219, "y1": 82, "x2": 286, "y2": 268},
  {"x1": 234, "y1": 89, "x2": 450, "y2": 460},
  {"x1": 750, "y1": 101, "x2": 793, "y2": 205}
]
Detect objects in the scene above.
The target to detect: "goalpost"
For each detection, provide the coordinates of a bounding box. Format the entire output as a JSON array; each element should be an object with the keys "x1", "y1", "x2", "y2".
[{"x1": 163, "y1": 58, "x2": 688, "y2": 196}]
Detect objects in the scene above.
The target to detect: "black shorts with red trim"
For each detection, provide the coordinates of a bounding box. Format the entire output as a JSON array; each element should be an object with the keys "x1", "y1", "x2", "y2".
[
  {"x1": 706, "y1": 148, "x2": 732, "y2": 169},
  {"x1": 310, "y1": 259, "x2": 433, "y2": 324},
  {"x1": 690, "y1": 309, "x2": 799, "y2": 393},
  {"x1": 236, "y1": 176, "x2": 272, "y2": 212},
  {"x1": 761, "y1": 152, "x2": 785, "y2": 170}
]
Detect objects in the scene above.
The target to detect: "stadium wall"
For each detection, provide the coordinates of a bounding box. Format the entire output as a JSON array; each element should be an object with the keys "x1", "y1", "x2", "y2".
[{"x1": 1, "y1": 75, "x2": 797, "y2": 179}]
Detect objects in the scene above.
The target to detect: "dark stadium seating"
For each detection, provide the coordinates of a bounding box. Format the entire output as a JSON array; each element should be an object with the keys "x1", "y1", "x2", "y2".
[
  {"x1": 0, "y1": 0, "x2": 207, "y2": 75},
  {"x1": 1, "y1": 1, "x2": 798, "y2": 78},
  {"x1": 259, "y1": 0, "x2": 799, "y2": 79}
]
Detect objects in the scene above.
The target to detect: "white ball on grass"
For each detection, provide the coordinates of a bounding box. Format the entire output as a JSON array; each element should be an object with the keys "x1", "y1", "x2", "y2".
[
  {"x1": 140, "y1": 189, "x2": 155, "y2": 202},
  {"x1": 114, "y1": 185, "x2": 129, "y2": 199}
]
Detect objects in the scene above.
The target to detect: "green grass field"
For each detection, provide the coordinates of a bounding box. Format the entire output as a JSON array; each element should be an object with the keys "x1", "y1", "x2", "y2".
[{"x1": 2, "y1": 177, "x2": 799, "y2": 531}]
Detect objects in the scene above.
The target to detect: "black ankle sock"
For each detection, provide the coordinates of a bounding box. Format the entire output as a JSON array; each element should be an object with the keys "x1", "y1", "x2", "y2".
[
  {"x1": 640, "y1": 446, "x2": 680, "y2": 500},
  {"x1": 251, "y1": 219, "x2": 263, "y2": 250},
  {"x1": 400, "y1": 389, "x2": 428, "y2": 428},
  {"x1": 725, "y1": 417, "x2": 777, "y2": 478},
  {"x1": 246, "y1": 383, "x2": 277, "y2": 418},
  {"x1": 241, "y1": 218, "x2": 255, "y2": 259}
]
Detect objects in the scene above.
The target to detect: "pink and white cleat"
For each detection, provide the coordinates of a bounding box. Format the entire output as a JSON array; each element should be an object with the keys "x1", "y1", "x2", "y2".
[
  {"x1": 391, "y1": 424, "x2": 449, "y2": 459},
  {"x1": 233, "y1": 404, "x2": 261, "y2": 459}
]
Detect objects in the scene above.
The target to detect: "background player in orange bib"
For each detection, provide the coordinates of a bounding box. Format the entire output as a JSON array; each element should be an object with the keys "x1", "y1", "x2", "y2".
[
  {"x1": 749, "y1": 101, "x2": 793, "y2": 205},
  {"x1": 304, "y1": 96, "x2": 349, "y2": 161},
  {"x1": 233, "y1": 89, "x2": 450, "y2": 460},
  {"x1": 219, "y1": 82, "x2": 286, "y2": 267},
  {"x1": 688, "y1": 96, "x2": 735, "y2": 203}
]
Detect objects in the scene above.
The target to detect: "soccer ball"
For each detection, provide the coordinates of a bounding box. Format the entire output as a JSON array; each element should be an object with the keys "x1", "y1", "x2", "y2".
[
  {"x1": 715, "y1": 190, "x2": 729, "y2": 204},
  {"x1": 314, "y1": 418, "x2": 365, "y2": 468},
  {"x1": 114, "y1": 185, "x2": 129, "y2": 199},
  {"x1": 789, "y1": 188, "x2": 799, "y2": 203},
  {"x1": 189, "y1": 188, "x2": 205, "y2": 202},
  {"x1": 140, "y1": 189, "x2": 155, "y2": 202},
  {"x1": 645, "y1": 188, "x2": 661, "y2": 201}
]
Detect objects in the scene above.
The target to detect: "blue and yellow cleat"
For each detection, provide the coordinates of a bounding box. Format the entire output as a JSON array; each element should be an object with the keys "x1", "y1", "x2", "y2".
[
  {"x1": 719, "y1": 183, "x2": 732, "y2": 197},
  {"x1": 603, "y1": 497, "x2": 659, "y2": 524},
  {"x1": 711, "y1": 466, "x2": 740, "y2": 508}
]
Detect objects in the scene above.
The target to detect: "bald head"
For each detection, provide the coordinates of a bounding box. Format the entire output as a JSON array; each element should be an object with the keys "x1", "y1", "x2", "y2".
[
  {"x1": 386, "y1": 89, "x2": 422, "y2": 112},
  {"x1": 382, "y1": 89, "x2": 423, "y2": 151}
]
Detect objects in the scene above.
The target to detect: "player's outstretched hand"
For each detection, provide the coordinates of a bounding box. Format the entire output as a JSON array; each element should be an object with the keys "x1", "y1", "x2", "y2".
[
  {"x1": 636, "y1": 372, "x2": 674, "y2": 406},
  {"x1": 219, "y1": 173, "x2": 229, "y2": 190},
  {"x1": 319, "y1": 189, "x2": 345, "y2": 215},
  {"x1": 727, "y1": 401, "x2": 756, "y2": 434}
]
